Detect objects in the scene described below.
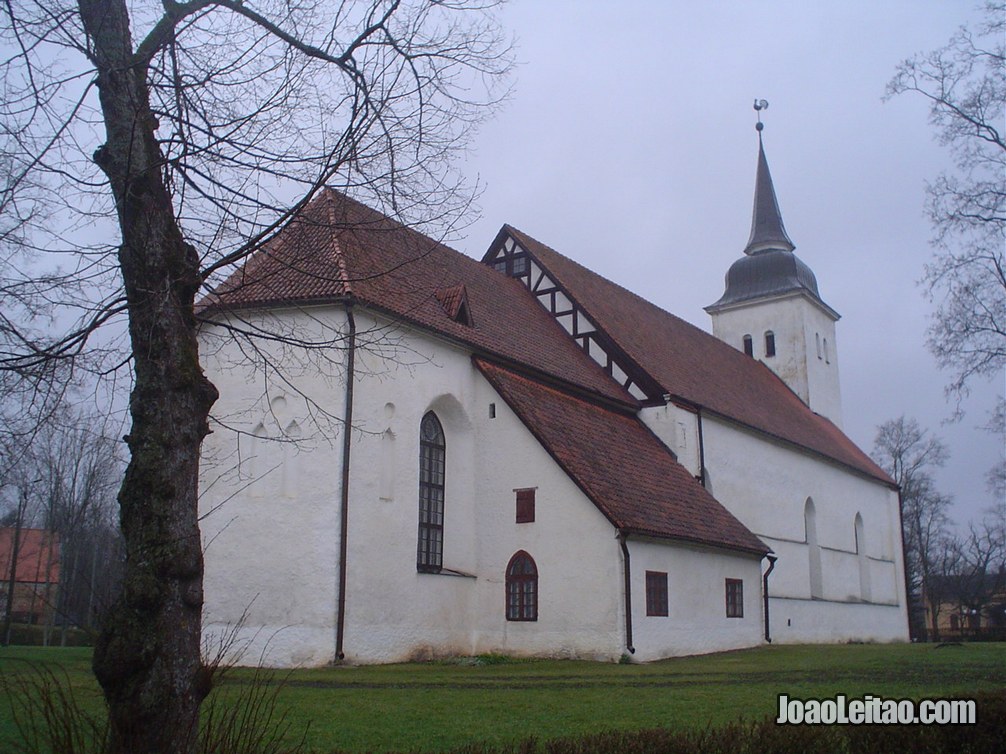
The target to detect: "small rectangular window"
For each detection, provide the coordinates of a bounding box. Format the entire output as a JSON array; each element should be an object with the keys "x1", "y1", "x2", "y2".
[
  {"x1": 646, "y1": 571, "x2": 669, "y2": 616},
  {"x1": 726, "y1": 578, "x2": 744, "y2": 618},
  {"x1": 515, "y1": 488, "x2": 535, "y2": 523}
]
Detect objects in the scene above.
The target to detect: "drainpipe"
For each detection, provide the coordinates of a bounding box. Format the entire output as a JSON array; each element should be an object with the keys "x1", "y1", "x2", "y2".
[
  {"x1": 335, "y1": 302, "x2": 356, "y2": 661},
  {"x1": 617, "y1": 531, "x2": 635, "y2": 655},
  {"x1": 696, "y1": 407, "x2": 707, "y2": 488},
  {"x1": 762, "y1": 554, "x2": 777, "y2": 643}
]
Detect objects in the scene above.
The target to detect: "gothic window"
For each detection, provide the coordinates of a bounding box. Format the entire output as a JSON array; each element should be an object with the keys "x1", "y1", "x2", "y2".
[
  {"x1": 743, "y1": 334, "x2": 753, "y2": 357},
  {"x1": 646, "y1": 571, "x2": 669, "y2": 616},
  {"x1": 725, "y1": 578, "x2": 744, "y2": 618},
  {"x1": 506, "y1": 551, "x2": 538, "y2": 621},
  {"x1": 417, "y1": 412, "x2": 445, "y2": 572},
  {"x1": 764, "y1": 331, "x2": 776, "y2": 358}
]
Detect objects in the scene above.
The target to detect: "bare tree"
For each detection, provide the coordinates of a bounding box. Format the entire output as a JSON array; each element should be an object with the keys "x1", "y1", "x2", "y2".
[
  {"x1": 873, "y1": 416, "x2": 955, "y2": 640},
  {"x1": 32, "y1": 405, "x2": 124, "y2": 643},
  {"x1": 886, "y1": 2, "x2": 1006, "y2": 401},
  {"x1": 956, "y1": 513, "x2": 1006, "y2": 633},
  {"x1": 1, "y1": 402, "x2": 123, "y2": 645},
  {"x1": 0, "y1": 2, "x2": 512, "y2": 752}
]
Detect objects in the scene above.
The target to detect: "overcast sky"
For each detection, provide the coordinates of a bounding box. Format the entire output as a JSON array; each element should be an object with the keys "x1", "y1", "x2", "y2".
[{"x1": 453, "y1": 0, "x2": 1004, "y2": 528}]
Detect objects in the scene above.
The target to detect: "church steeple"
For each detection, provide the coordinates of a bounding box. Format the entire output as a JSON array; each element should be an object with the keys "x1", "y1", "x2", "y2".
[
  {"x1": 744, "y1": 134, "x2": 795, "y2": 255},
  {"x1": 705, "y1": 101, "x2": 844, "y2": 427}
]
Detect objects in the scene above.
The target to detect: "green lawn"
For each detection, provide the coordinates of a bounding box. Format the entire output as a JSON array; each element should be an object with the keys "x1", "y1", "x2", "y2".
[{"x1": 2, "y1": 643, "x2": 1005, "y2": 753}]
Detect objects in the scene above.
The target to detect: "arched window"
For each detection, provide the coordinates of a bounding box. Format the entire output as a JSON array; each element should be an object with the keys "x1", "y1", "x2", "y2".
[
  {"x1": 764, "y1": 331, "x2": 776, "y2": 358},
  {"x1": 417, "y1": 412, "x2": 445, "y2": 572},
  {"x1": 855, "y1": 513, "x2": 871, "y2": 602},
  {"x1": 816, "y1": 333, "x2": 822, "y2": 359},
  {"x1": 743, "y1": 334, "x2": 753, "y2": 357},
  {"x1": 805, "y1": 498, "x2": 823, "y2": 599},
  {"x1": 506, "y1": 551, "x2": 538, "y2": 621}
]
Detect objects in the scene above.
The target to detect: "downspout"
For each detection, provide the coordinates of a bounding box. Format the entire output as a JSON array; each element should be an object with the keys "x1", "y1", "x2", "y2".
[
  {"x1": 335, "y1": 302, "x2": 356, "y2": 661},
  {"x1": 762, "y1": 554, "x2": 777, "y2": 643},
  {"x1": 617, "y1": 531, "x2": 635, "y2": 655},
  {"x1": 696, "y1": 407, "x2": 707, "y2": 487}
]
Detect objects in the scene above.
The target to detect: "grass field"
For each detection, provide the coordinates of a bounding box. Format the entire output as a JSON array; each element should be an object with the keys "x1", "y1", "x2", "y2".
[{"x1": 2, "y1": 643, "x2": 1005, "y2": 753}]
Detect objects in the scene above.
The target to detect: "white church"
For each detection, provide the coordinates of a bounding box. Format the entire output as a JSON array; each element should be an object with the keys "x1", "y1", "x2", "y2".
[{"x1": 197, "y1": 132, "x2": 910, "y2": 666}]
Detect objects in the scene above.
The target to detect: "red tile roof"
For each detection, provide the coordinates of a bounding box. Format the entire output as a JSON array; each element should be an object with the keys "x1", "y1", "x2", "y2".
[
  {"x1": 502, "y1": 226, "x2": 894, "y2": 486},
  {"x1": 0, "y1": 528, "x2": 59, "y2": 584},
  {"x1": 202, "y1": 190, "x2": 634, "y2": 407},
  {"x1": 476, "y1": 360, "x2": 769, "y2": 555}
]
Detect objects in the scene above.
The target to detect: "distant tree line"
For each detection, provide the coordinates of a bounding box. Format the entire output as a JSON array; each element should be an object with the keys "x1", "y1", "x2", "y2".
[
  {"x1": 873, "y1": 415, "x2": 1005, "y2": 641},
  {"x1": 1, "y1": 401, "x2": 124, "y2": 645}
]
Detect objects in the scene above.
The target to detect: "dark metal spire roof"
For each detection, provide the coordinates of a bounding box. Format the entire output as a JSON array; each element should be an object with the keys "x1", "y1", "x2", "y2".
[
  {"x1": 744, "y1": 134, "x2": 795, "y2": 255},
  {"x1": 706, "y1": 124, "x2": 836, "y2": 319}
]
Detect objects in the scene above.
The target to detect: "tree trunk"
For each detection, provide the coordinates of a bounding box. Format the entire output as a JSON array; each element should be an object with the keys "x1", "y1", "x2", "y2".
[{"x1": 80, "y1": 2, "x2": 218, "y2": 752}]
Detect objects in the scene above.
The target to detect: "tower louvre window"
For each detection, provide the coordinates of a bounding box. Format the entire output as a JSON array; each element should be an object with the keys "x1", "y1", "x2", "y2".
[
  {"x1": 765, "y1": 331, "x2": 776, "y2": 358},
  {"x1": 743, "y1": 334, "x2": 753, "y2": 357}
]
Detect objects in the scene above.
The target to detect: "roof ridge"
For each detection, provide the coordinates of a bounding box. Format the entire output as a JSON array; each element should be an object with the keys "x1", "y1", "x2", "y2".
[
  {"x1": 499, "y1": 225, "x2": 893, "y2": 487},
  {"x1": 504, "y1": 223, "x2": 788, "y2": 389},
  {"x1": 504, "y1": 224, "x2": 711, "y2": 339},
  {"x1": 323, "y1": 189, "x2": 354, "y2": 297}
]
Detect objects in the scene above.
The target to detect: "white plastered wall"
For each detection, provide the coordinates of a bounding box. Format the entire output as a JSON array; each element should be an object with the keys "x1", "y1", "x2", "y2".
[
  {"x1": 700, "y1": 414, "x2": 909, "y2": 643},
  {"x1": 199, "y1": 305, "x2": 779, "y2": 665},
  {"x1": 709, "y1": 293, "x2": 843, "y2": 427},
  {"x1": 639, "y1": 402, "x2": 702, "y2": 477},
  {"x1": 199, "y1": 306, "x2": 351, "y2": 667},
  {"x1": 628, "y1": 538, "x2": 764, "y2": 661}
]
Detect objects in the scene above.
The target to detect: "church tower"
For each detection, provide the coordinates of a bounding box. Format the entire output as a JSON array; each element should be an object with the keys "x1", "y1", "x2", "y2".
[{"x1": 705, "y1": 106, "x2": 843, "y2": 427}]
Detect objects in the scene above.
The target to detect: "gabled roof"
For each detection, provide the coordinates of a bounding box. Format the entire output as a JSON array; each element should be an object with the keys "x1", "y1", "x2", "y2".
[
  {"x1": 0, "y1": 528, "x2": 59, "y2": 584},
  {"x1": 500, "y1": 227, "x2": 894, "y2": 486},
  {"x1": 475, "y1": 359, "x2": 769, "y2": 555},
  {"x1": 201, "y1": 189, "x2": 634, "y2": 407}
]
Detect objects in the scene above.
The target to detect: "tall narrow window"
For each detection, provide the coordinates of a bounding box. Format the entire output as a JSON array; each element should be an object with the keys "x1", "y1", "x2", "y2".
[
  {"x1": 764, "y1": 331, "x2": 776, "y2": 357},
  {"x1": 855, "y1": 513, "x2": 871, "y2": 602},
  {"x1": 506, "y1": 551, "x2": 538, "y2": 621},
  {"x1": 743, "y1": 334, "x2": 753, "y2": 357},
  {"x1": 805, "y1": 498, "x2": 823, "y2": 599},
  {"x1": 418, "y1": 412, "x2": 445, "y2": 572},
  {"x1": 725, "y1": 578, "x2": 744, "y2": 618},
  {"x1": 646, "y1": 571, "x2": 669, "y2": 616}
]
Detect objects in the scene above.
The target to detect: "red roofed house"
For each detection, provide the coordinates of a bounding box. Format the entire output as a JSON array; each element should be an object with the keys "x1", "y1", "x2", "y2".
[
  {"x1": 1, "y1": 528, "x2": 60, "y2": 626},
  {"x1": 198, "y1": 134, "x2": 909, "y2": 666}
]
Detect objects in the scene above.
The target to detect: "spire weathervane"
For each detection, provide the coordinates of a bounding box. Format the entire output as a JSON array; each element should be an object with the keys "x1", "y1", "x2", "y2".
[{"x1": 753, "y1": 99, "x2": 768, "y2": 132}]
